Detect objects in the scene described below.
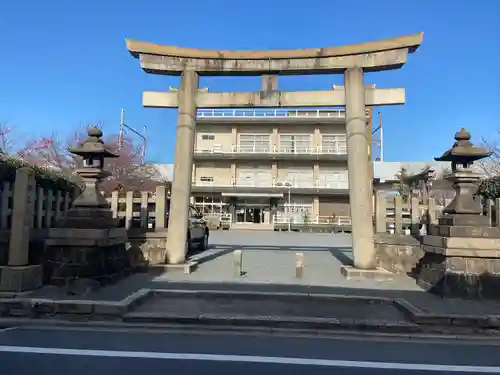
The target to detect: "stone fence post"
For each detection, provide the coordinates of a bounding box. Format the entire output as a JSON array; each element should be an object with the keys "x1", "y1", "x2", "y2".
[
  {"x1": 0, "y1": 167, "x2": 42, "y2": 292},
  {"x1": 0, "y1": 181, "x2": 11, "y2": 229},
  {"x1": 393, "y1": 196, "x2": 403, "y2": 235},
  {"x1": 496, "y1": 198, "x2": 500, "y2": 228},
  {"x1": 410, "y1": 197, "x2": 420, "y2": 235},
  {"x1": 8, "y1": 167, "x2": 35, "y2": 266},
  {"x1": 125, "y1": 191, "x2": 134, "y2": 229},
  {"x1": 427, "y1": 197, "x2": 438, "y2": 227},
  {"x1": 374, "y1": 191, "x2": 386, "y2": 233},
  {"x1": 155, "y1": 185, "x2": 168, "y2": 230},
  {"x1": 110, "y1": 191, "x2": 119, "y2": 219}
]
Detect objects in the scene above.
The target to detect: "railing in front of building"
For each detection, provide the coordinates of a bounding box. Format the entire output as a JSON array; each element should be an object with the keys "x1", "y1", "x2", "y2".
[
  {"x1": 199, "y1": 211, "x2": 351, "y2": 227},
  {"x1": 273, "y1": 215, "x2": 352, "y2": 225},
  {"x1": 197, "y1": 109, "x2": 345, "y2": 118},
  {"x1": 194, "y1": 144, "x2": 347, "y2": 155},
  {"x1": 192, "y1": 179, "x2": 349, "y2": 190}
]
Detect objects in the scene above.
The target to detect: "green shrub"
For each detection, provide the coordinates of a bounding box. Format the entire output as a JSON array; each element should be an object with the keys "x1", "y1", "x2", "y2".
[
  {"x1": 0, "y1": 156, "x2": 79, "y2": 191},
  {"x1": 476, "y1": 176, "x2": 500, "y2": 199}
]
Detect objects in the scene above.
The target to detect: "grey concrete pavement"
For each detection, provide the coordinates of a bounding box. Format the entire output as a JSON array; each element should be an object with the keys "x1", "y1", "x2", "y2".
[
  {"x1": 18, "y1": 231, "x2": 500, "y2": 320},
  {"x1": 166, "y1": 231, "x2": 420, "y2": 290},
  {"x1": 0, "y1": 326, "x2": 499, "y2": 374}
]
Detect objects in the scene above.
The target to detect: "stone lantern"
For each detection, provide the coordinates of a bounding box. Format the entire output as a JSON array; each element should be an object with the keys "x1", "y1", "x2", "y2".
[
  {"x1": 61, "y1": 127, "x2": 119, "y2": 226},
  {"x1": 434, "y1": 128, "x2": 491, "y2": 222},
  {"x1": 45, "y1": 127, "x2": 130, "y2": 289},
  {"x1": 418, "y1": 128, "x2": 500, "y2": 299}
]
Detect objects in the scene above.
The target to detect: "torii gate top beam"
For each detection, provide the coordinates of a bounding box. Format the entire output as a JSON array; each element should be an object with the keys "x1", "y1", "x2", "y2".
[{"x1": 126, "y1": 33, "x2": 423, "y2": 76}]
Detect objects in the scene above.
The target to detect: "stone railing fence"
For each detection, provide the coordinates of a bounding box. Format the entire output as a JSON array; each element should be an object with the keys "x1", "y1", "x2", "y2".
[
  {"x1": 373, "y1": 192, "x2": 500, "y2": 235},
  {"x1": 106, "y1": 186, "x2": 171, "y2": 265},
  {"x1": 374, "y1": 193, "x2": 445, "y2": 236},
  {"x1": 107, "y1": 185, "x2": 170, "y2": 230},
  {"x1": 0, "y1": 167, "x2": 78, "y2": 266}
]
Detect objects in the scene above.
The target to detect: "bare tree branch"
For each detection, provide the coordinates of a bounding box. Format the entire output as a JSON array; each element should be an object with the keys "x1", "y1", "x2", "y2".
[
  {"x1": 478, "y1": 130, "x2": 500, "y2": 177},
  {"x1": 0, "y1": 121, "x2": 18, "y2": 155}
]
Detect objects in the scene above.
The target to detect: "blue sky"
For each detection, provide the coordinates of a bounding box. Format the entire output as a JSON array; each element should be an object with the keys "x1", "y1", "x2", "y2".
[{"x1": 0, "y1": 0, "x2": 498, "y2": 163}]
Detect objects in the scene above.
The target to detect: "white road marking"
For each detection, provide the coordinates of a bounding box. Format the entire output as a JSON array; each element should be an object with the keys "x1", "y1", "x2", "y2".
[
  {"x1": 0, "y1": 345, "x2": 498, "y2": 372},
  {"x1": 0, "y1": 327, "x2": 17, "y2": 333}
]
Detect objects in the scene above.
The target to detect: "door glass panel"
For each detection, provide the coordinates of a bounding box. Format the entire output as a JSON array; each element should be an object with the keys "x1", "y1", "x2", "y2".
[{"x1": 189, "y1": 206, "x2": 198, "y2": 217}]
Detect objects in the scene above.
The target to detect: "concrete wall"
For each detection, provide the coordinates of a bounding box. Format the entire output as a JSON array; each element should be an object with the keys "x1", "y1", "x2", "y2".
[
  {"x1": 194, "y1": 161, "x2": 233, "y2": 186},
  {"x1": 195, "y1": 124, "x2": 234, "y2": 151}
]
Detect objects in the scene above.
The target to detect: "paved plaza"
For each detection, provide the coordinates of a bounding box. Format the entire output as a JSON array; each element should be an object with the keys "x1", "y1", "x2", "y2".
[{"x1": 163, "y1": 231, "x2": 420, "y2": 290}]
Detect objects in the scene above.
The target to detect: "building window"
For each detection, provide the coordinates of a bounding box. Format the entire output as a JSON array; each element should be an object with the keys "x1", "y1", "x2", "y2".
[
  {"x1": 317, "y1": 170, "x2": 349, "y2": 189},
  {"x1": 321, "y1": 134, "x2": 347, "y2": 154},
  {"x1": 284, "y1": 169, "x2": 314, "y2": 188},
  {"x1": 279, "y1": 135, "x2": 311, "y2": 153},
  {"x1": 201, "y1": 134, "x2": 215, "y2": 140},
  {"x1": 194, "y1": 195, "x2": 227, "y2": 215},
  {"x1": 238, "y1": 134, "x2": 270, "y2": 152},
  {"x1": 275, "y1": 199, "x2": 314, "y2": 224}
]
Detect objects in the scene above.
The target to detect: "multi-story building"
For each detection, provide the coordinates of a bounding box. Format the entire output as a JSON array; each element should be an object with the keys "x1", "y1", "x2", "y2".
[{"x1": 191, "y1": 108, "x2": 370, "y2": 227}]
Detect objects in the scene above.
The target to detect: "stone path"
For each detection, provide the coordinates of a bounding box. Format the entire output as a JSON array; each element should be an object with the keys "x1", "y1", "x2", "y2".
[
  {"x1": 160, "y1": 231, "x2": 420, "y2": 290},
  {"x1": 21, "y1": 231, "x2": 500, "y2": 317}
]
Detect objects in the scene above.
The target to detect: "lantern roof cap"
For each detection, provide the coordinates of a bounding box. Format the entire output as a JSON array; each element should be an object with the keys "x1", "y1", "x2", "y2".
[
  {"x1": 434, "y1": 128, "x2": 491, "y2": 163},
  {"x1": 68, "y1": 127, "x2": 119, "y2": 158}
]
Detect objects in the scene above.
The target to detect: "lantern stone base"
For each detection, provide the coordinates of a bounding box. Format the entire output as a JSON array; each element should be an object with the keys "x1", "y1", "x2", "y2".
[
  {"x1": 44, "y1": 228, "x2": 131, "y2": 287},
  {"x1": 417, "y1": 234, "x2": 500, "y2": 299},
  {"x1": 374, "y1": 233, "x2": 424, "y2": 276},
  {"x1": 0, "y1": 265, "x2": 42, "y2": 292}
]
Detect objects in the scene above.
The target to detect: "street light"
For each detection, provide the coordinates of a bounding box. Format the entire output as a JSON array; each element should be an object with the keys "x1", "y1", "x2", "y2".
[{"x1": 284, "y1": 181, "x2": 292, "y2": 232}]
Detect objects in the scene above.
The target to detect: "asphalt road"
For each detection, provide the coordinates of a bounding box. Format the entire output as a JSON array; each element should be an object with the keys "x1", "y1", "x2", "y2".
[{"x1": 0, "y1": 325, "x2": 500, "y2": 374}]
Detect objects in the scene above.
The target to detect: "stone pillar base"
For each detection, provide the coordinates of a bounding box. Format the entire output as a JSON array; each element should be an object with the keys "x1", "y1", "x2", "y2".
[
  {"x1": 374, "y1": 233, "x2": 423, "y2": 276},
  {"x1": 340, "y1": 265, "x2": 395, "y2": 282},
  {"x1": 418, "y1": 236, "x2": 500, "y2": 299},
  {"x1": 0, "y1": 265, "x2": 42, "y2": 292},
  {"x1": 417, "y1": 252, "x2": 500, "y2": 299},
  {"x1": 150, "y1": 261, "x2": 198, "y2": 275},
  {"x1": 45, "y1": 228, "x2": 130, "y2": 286}
]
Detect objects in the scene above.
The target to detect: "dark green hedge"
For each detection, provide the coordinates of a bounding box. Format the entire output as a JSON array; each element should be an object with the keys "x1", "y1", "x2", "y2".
[
  {"x1": 0, "y1": 156, "x2": 79, "y2": 191},
  {"x1": 476, "y1": 176, "x2": 500, "y2": 199}
]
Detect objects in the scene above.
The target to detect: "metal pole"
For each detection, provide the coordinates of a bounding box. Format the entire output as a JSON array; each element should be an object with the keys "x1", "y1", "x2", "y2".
[
  {"x1": 142, "y1": 125, "x2": 147, "y2": 164},
  {"x1": 119, "y1": 109, "x2": 125, "y2": 150},
  {"x1": 288, "y1": 187, "x2": 291, "y2": 232},
  {"x1": 378, "y1": 111, "x2": 384, "y2": 161},
  {"x1": 119, "y1": 109, "x2": 148, "y2": 163}
]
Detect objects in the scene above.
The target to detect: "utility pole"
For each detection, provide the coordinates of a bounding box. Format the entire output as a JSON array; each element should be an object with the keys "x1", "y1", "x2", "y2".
[
  {"x1": 119, "y1": 109, "x2": 125, "y2": 150},
  {"x1": 378, "y1": 111, "x2": 384, "y2": 161},
  {"x1": 372, "y1": 111, "x2": 384, "y2": 162},
  {"x1": 118, "y1": 109, "x2": 147, "y2": 163}
]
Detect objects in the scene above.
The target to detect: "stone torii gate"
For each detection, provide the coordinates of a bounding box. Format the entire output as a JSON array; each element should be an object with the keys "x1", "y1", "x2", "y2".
[{"x1": 126, "y1": 33, "x2": 423, "y2": 269}]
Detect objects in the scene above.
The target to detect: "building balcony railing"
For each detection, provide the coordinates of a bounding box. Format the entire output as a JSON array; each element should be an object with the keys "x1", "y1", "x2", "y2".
[
  {"x1": 197, "y1": 109, "x2": 345, "y2": 118},
  {"x1": 273, "y1": 215, "x2": 352, "y2": 226},
  {"x1": 193, "y1": 179, "x2": 349, "y2": 190},
  {"x1": 194, "y1": 144, "x2": 347, "y2": 156}
]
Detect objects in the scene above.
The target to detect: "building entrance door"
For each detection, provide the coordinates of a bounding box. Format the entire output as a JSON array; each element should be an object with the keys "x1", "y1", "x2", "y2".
[{"x1": 234, "y1": 199, "x2": 269, "y2": 224}]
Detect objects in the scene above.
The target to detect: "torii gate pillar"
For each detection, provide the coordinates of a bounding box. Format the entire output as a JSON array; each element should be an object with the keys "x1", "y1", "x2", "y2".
[
  {"x1": 166, "y1": 70, "x2": 199, "y2": 264},
  {"x1": 345, "y1": 67, "x2": 375, "y2": 269}
]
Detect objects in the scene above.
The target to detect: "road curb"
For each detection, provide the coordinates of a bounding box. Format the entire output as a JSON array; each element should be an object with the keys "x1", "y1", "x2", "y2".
[
  {"x1": 0, "y1": 288, "x2": 152, "y2": 318},
  {"x1": 121, "y1": 312, "x2": 422, "y2": 334},
  {"x1": 0, "y1": 288, "x2": 499, "y2": 332}
]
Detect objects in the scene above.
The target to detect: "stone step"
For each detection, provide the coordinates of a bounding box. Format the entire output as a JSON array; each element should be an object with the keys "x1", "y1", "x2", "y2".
[{"x1": 230, "y1": 223, "x2": 274, "y2": 231}]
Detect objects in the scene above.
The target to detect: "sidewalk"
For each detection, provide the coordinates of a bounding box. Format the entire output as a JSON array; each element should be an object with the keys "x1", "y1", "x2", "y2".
[{"x1": 1, "y1": 231, "x2": 499, "y2": 331}]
